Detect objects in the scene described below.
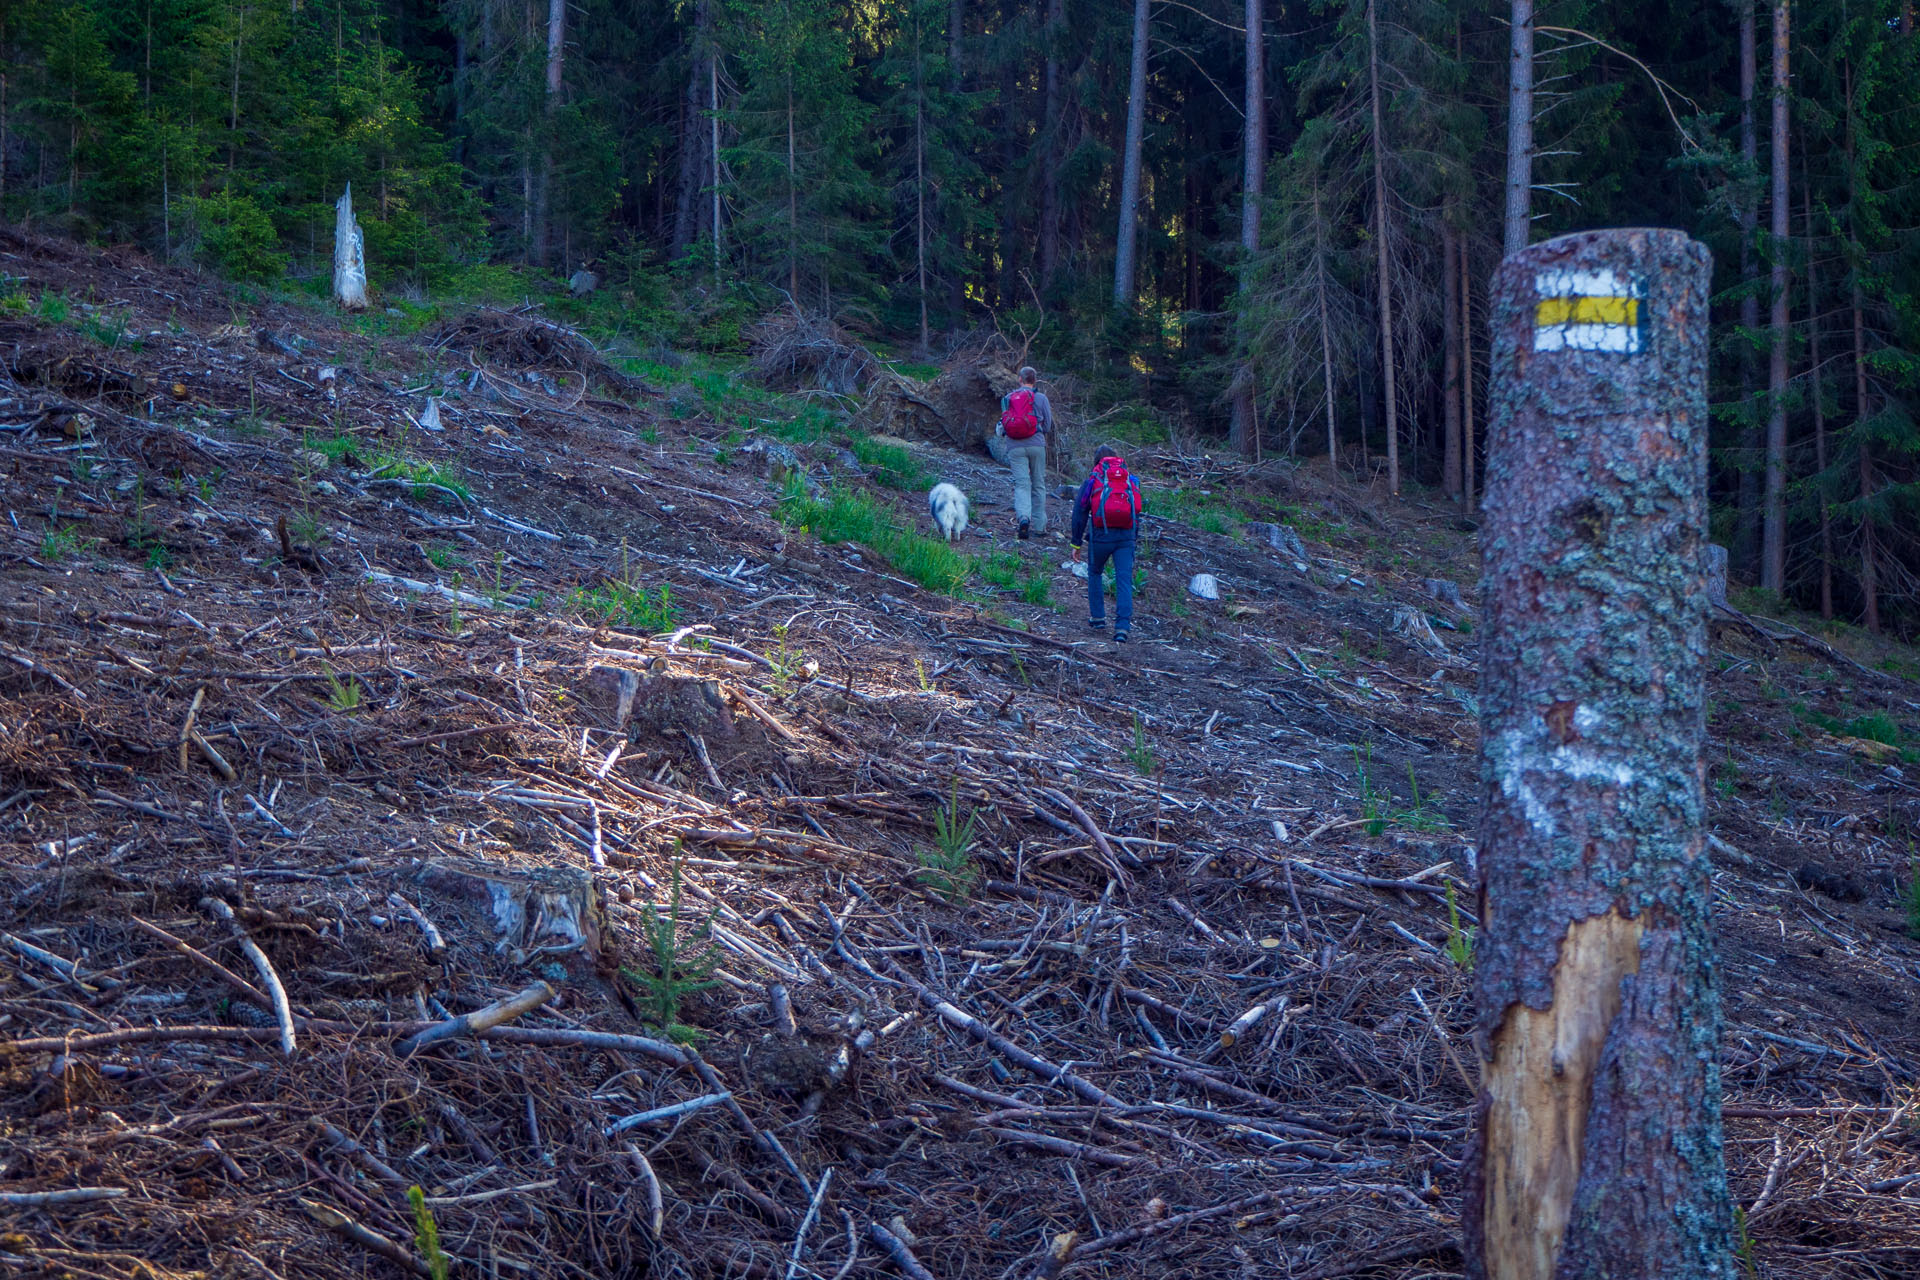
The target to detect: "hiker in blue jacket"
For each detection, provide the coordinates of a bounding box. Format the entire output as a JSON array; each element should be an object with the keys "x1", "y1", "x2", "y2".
[{"x1": 1070, "y1": 449, "x2": 1145, "y2": 642}]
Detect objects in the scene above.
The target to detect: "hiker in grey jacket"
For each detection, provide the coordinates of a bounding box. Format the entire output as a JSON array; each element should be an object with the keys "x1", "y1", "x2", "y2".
[{"x1": 997, "y1": 366, "x2": 1054, "y2": 540}]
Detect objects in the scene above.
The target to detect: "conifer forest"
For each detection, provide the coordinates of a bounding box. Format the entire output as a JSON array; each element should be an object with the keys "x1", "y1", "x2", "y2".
[
  {"x1": 2, "y1": 4, "x2": 1920, "y2": 1280},
  {"x1": 2, "y1": 0, "x2": 1917, "y2": 632}
]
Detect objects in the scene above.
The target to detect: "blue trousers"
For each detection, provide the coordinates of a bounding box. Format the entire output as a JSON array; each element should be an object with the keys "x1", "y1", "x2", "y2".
[{"x1": 1086, "y1": 537, "x2": 1135, "y2": 629}]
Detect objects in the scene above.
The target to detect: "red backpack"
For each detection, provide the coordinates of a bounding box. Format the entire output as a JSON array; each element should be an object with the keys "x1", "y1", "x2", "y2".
[
  {"x1": 1001, "y1": 388, "x2": 1041, "y2": 440},
  {"x1": 1089, "y1": 456, "x2": 1139, "y2": 530}
]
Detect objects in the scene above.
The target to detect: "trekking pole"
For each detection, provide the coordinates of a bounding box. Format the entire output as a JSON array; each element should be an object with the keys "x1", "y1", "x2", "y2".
[{"x1": 1465, "y1": 228, "x2": 1733, "y2": 1279}]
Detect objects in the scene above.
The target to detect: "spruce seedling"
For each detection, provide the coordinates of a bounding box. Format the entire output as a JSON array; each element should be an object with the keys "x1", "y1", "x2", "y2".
[
  {"x1": 1444, "y1": 882, "x2": 1475, "y2": 969},
  {"x1": 917, "y1": 778, "x2": 980, "y2": 902},
  {"x1": 624, "y1": 857, "x2": 719, "y2": 1043},
  {"x1": 407, "y1": 1186, "x2": 450, "y2": 1280},
  {"x1": 1125, "y1": 712, "x2": 1157, "y2": 776}
]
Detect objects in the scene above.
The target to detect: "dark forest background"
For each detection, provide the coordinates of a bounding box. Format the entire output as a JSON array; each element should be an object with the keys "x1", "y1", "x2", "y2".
[{"x1": 1, "y1": 0, "x2": 1917, "y2": 634}]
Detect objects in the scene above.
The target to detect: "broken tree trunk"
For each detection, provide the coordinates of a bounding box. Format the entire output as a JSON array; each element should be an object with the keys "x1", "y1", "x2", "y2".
[
  {"x1": 1467, "y1": 228, "x2": 1734, "y2": 1280},
  {"x1": 333, "y1": 184, "x2": 368, "y2": 311}
]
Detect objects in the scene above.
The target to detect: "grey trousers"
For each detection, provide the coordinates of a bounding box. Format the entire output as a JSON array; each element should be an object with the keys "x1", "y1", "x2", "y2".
[{"x1": 1006, "y1": 440, "x2": 1047, "y2": 532}]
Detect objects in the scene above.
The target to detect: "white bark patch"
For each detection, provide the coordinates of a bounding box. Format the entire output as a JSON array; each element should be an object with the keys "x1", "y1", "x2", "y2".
[{"x1": 1495, "y1": 730, "x2": 1638, "y2": 838}]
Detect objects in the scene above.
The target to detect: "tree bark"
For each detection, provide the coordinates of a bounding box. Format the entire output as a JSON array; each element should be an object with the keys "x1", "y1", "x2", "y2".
[
  {"x1": 671, "y1": 0, "x2": 713, "y2": 258},
  {"x1": 1366, "y1": 0, "x2": 1399, "y2": 493},
  {"x1": 332, "y1": 184, "x2": 368, "y2": 310},
  {"x1": 1112, "y1": 0, "x2": 1150, "y2": 310},
  {"x1": 1317, "y1": 190, "x2": 1338, "y2": 469},
  {"x1": 532, "y1": 0, "x2": 566, "y2": 268},
  {"x1": 1230, "y1": 0, "x2": 1265, "y2": 458},
  {"x1": 1463, "y1": 236, "x2": 1477, "y2": 511},
  {"x1": 1468, "y1": 228, "x2": 1733, "y2": 1280},
  {"x1": 1803, "y1": 139, "x2": 1832, "y2": 619},
  {"x1": 1853, "y1": 285, "x2": 1880, "y2": 634},
  {"x1": 1443, "y1": 224, "x2": 1463, "y2": 499},
  {"x1": 786, "y1": 80, "x2": 799, "y2": 301},
  {"x1": 710, "y1": 53, "x2": 722, "y2": 275},
  {"x1": 915, "y1": 28, "x2": 929, "y2": 352},
  {"x1": 1736, "y1": 0, "x2": 1761, "y2": 579},
  {"x1": 1039, "y1": 0, "x2": 1067, "y2": 292},
  {"x1": 1761, "y1": 0, "x2": 1790, "y2": 592},
  {"x1": 1503, "y1": 0, "x2": 1533, "y2": 256}
]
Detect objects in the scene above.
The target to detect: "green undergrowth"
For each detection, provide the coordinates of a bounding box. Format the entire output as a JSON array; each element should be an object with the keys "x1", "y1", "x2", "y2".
[
  {"x1": 779, "y1": 480, "x2": 1065, "y2": 604},
  {"x1": 851, "y1": 436, "x2": 930, "y2": 490},
  {"x1": 1153, "y1": 485, "x2": 1244, "y2": 538},
  {"x1": 778, "y1": 480, "x2": 972, "y2": 595},
  {"x1": 571, "y1": 580, "x2": 678, "y2": 632}
]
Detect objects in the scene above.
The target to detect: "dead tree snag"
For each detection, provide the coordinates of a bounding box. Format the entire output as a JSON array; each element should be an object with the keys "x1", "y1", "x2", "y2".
[{"x1": 1467, "y1": 228, "x2": 1734, "y2": 1280}]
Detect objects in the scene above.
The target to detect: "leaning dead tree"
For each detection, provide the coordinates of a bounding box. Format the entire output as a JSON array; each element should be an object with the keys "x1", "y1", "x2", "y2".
[
  {"x1": 333, "y1": 184, "x2": 368, "y2": 311},
  {"x1": 1467, "y1": 228, "x2": 1734, "y2": 1280}
]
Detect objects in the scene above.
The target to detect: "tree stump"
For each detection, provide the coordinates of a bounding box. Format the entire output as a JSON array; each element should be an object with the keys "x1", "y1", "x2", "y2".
[
  {"x1": 332, "y1": 185, "x2": 368, "y2": 312},
  {"x1": 1467, "y1": 228, "x2": 1733, "y2": 1280}
]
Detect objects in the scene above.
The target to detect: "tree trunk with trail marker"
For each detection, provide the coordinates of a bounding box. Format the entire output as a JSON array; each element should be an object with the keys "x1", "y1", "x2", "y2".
[{"x1": 1466, "y1": 228, "x2": 1733, "y2": 1280}]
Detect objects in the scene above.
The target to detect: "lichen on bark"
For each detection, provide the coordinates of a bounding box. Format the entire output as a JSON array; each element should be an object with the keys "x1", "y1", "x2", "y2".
[{"x1": 1465, "y1": 229, "x2": 1733, "y2": 1280}]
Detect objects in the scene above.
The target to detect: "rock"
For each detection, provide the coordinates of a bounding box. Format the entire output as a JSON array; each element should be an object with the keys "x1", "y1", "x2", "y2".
[
  {"x1": 1062, "y1": 558, "x2": 1088, "y2": 580},
  {"x1": 1422, "y1": 578, "x2": 1466, "y2": 609},
  {"x1": 313, "y1": 480, "x2": 338, "y2": 496},
  {"x1": 984, "y1": 429, "x2": 1013, "y2": 465},
  {"x1": 1187, "y1": 573, "x2": 1220, "y2": 601},
  {"x1": 418, "y1": 861, "x2": 605, "y2": 962},
  {"x1": 1246, "y1": 522, "x2": 1308, "y2": 561},
  {"x1": 1705, "y1": 543, "x2": 1728, "y2": 608},
  {"x1": 297, "y1": 449, "x2": 331, "y2": 470},
  {"x1": 419, "y1": 396, "x2": 443, "y2": 432},
  {"x1": 568, "y1": 269, "x2": 599, "y2": 296}
]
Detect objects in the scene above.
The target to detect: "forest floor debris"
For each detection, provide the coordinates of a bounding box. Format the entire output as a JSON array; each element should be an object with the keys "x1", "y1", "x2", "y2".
[{"x1": 0, "y1": 228, "x2": 1917, "y2": 1279}]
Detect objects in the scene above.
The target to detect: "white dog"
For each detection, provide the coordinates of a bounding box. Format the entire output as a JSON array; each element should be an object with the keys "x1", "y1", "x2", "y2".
[{"x1": 927, "y1": 483, "x2": 969, "y2": 542}]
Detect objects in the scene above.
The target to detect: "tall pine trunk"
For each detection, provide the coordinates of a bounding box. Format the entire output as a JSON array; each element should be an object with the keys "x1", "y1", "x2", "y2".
[
  {"x1": 710, "y1": 54, "x2": 722, "y2": 275},
  {"x1": 1366, "y1": 0, "x2": 1399, "y2": 493},
  {"x1": 1443, "y1": 226, "x2": 1462, "y2": 498},
  {"x1": 532, "y1": 0, "x2": 565, "y2": 267},
  {"x1": 1316, "y1": 189, "x2": 1339, "y2": 468},
  {"x1": 915, "y1": 26, "x2": 929, "y2": 352},
  {"x1": 1461, "y1": 237, "x2": 1477, "y2": 511},
  {"x1": 786, "y1": 80, "x2": 799, "y2": 300},
  {"x1": 1039, "y1": 0, "x2": 1066, "y2": 292},
  {"x1": 672, "y1": 0, "x2": 713, "y2": 258},
  {"x1": 1113, "y1": 0, "x2": 1150, "y2": 310},
  {"x1": 1803, "y1": 140, "x2": 1832, "y2": 618},
  {"x1": 1503, "y1": 0, "x2": 1532, "y2": 255},
  {"x1": 1761, "y1": 0, "x2": 1790, "y2": 592},
  {"x1": 1737, "y1": 0, "x2": 1761, "y2": 578},
  {"x1": 1229, "y1": 0, "x2": 1265, "y2": 458},
  {"x1": 1853, "y1": 285, "x2": 1880, "y2": 634}
]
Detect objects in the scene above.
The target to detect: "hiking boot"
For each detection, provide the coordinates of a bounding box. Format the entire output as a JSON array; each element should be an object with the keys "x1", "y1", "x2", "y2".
[
  {"x1": 1018, "y1": 521, "x2": 1031, "y2": 541},
  {"x1": 1088, "y1": 619, "x2": 1107, "y2": 632},
  {"x1": 1114, "y1": 629, "x2": 1130, "y2": 643}
]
